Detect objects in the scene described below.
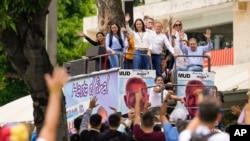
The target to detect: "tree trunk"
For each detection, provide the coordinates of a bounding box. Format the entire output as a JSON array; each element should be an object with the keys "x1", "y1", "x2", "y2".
[
  {"x1": 0, "y1": 1, "x2": 69, "y2": 141},
  {"x1": 95, "y1": 0, "x2": 125, "y2": 34}
]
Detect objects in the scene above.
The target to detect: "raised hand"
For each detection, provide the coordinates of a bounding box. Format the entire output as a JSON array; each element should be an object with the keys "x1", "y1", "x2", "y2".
[
  {"x1": 144, "y1": 102, "x2": 151, "y2": 109},
  {"x1": 180, "y1": 98, "x2": 185, "y2": 104},
  {"x1": 169, "y1": 16, "x2": 173, "y2": 25},
  {"x1": 204, "y1": 29, "x2": 211, "y2": 40},
  {"x1": 77, "y1": 31, "x2": 85, "y2": 37},
  {"x1": 135, "y1": 92, "x2": 142, "y2": 102},
  {"x1": 179, "y1": 30, "x2": 185, "y2": 40},
  {"x1": 89, "y1": 96, "x2": 98, "y2": 109},
  {"x1": 171, "y1": 28, "x2": 176, "y2": 36},
  {"x1": 109, "y1": 106, "x2": 117, "y2": 113},
  {"x1": 231, "y1": 105, "x2": 241, "y2": 116},
  {"x1": 125, "y1": 13, "x2": 131, "y2": 23},
  {"x1": 45, "y1": 67, "x2": 69, "y2": 93}
]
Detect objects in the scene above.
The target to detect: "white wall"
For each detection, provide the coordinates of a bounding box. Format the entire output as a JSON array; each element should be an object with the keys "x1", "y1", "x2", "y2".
[{"x1": 233, "y1": 2, "x2": 250, "y2": 64}]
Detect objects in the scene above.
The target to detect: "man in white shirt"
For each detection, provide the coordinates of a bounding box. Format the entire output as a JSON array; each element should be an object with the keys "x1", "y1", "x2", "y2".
[
  {"x1": 150, "y1": 22, "x2": 175, "y2": 76},
  {"x1": 149, "y1": 76, "x2": 184, "y2": 109},
  {"x1": 179, "y1": 96, "x2": 229, "y2": 141}
]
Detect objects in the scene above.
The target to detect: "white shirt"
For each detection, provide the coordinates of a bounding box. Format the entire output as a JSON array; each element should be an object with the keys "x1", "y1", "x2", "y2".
[
  {"x1": 169, "y1": 32, "x2": 188, "y2": 67},
  {"x1": 179, "y1": 125, "x2": 229, "y2": 141},
  {"x1": 151, "y1": 32, "x2": 175, "y2": 54},
  {"x1": 126, "y1": 24, "x2": 152, "y2": 50},
  {"x1": 37, "y1": 138, "x2": 47, "y2": 141},
  {"x1": 149, "y1": 87, "x2": 168, "y2": 107},
  {"x1": 117, "y1": 118, "x2": 132, "y2": 132}
]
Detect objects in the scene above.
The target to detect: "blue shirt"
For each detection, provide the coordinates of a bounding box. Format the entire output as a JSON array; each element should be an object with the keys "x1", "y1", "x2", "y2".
[
  {"x1": 180, "y1": 41, "x2": 213, "y2": 66},
  {"x1": 163, "y1": 122, "x2": 179, "y2": 141},
  {"x1": 31, "y1": 131, "x2": 37, "y2": 141},
  {"x1": 105, "y1": 33, "x2": 127, "y2": 52}
]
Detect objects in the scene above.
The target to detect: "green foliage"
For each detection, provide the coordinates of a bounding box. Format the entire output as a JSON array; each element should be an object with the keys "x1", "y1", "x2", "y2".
[
  {"x1": 0, "y1": 44, "x2": 29, "y2": 106},
  {"x1": 0, "y1": 0, "x2": 45, "y2": 31},
  {"x1": 57, "y1": 0, "x2": 96, "y2": 65},
  {"x1": 0, "y1": 0, "x2": 96, "y2": 105}
]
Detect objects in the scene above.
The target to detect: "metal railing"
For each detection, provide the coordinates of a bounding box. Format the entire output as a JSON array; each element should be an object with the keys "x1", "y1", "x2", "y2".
[
  {"x1": 87, "y1": 52, "x2": 153, "y2": 72},
  {"x1": 141, "y1": 83, "x2": 217, "y2": 104},
  {"x1": 174, "y1": 55, "x2": 211, "y2": 72},
  {"x1": 173, "y1": 55, "x2": 211, "y2": 83}
]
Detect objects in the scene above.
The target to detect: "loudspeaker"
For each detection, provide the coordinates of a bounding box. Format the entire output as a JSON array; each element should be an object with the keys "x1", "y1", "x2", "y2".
[
  {"x1": 86, "y1": 46, "x2": 107, "y2": 71},
  {"x1": 122, "y1": 0, "x2": 134, "y2": 27},
  {"x1": 63, "y1": 59, "x2": 87, "y2": 76},
  {"x1": 87, "y1": 60, "x2": 97, "y2": 73},
  {"x1": 86, "y1": 46, "x2": 106, "y2": 57}
]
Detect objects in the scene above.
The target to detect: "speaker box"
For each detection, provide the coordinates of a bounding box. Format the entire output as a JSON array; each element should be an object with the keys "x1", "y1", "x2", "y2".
[
  {"x1": 87, "y1": 60, "x2": 98, "y2": 73},
  {"x1": 86, "y1": 46, "x2": 106, "y2": 57},
  {"x1": 63, "y1": 59, "x2": 87, "y2": 76},
  {"x1": 86, "y1": 46, "x2": 107, "y2": 70}
]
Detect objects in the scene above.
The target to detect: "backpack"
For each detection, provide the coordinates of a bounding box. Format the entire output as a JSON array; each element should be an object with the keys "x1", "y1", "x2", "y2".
[{"x1": 190, "y1": 132, "x2": 217, "y2": 141}]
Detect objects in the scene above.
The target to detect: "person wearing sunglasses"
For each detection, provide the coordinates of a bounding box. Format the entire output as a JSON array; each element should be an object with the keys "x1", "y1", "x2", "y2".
[{"x1": 166, "y1": 17, "x2": 188, "y2": 83}]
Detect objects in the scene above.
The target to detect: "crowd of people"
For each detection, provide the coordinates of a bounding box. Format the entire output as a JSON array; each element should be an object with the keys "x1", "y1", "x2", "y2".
[
  {"x1": 72, "y1": 14, "x2": 249, "y2": 141},
  {"x1": 78, "y1": 14, "x2": 213, "y2": 84},
  {"x1": 67, "y1": 85, "x2": 249, "y2": 141},
  {"x1": 0, "y1": 14, "x2": 248, "y2": 141},
  {"x1": 0, "y1": 68, "x2": 249, "y2": 141}
]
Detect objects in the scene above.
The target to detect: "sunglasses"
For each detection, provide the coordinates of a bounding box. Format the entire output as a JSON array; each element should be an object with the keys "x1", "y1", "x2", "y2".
[{"x1": 174, "y1": 24, "x2": 182, "y2": 27}]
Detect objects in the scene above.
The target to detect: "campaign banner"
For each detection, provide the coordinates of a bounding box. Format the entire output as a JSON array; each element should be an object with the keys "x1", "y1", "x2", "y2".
[
  {"x1": 172, "y1": 71, "x2": 215, "y2": 120},
  {"x1": 63, "y1": 69, "x2": 119, "y2": 132},
  {"x1": 118, "y1": 69, "x2": 156, "y2": 114}
]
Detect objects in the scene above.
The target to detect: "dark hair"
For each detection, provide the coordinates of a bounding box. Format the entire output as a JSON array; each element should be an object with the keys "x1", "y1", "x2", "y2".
[
  {"x1": 198, "y1": 96, "x2": 221, "y2": 123},
  {"x1": 96, "y1": 32, "x2": 105, "y2": 45},
  {"x1": 182, "y1": 40, "x2": 189, "y2": 46},
  {"x1": 217, "y1": 91, "x2": 225, "y2": 103},
  {"x1": 175, "y1": 120, "x2": 189, "y2": 133},
  {"x1": 96, "y1": 32, "x2": 105, "y2": 37},
  {"x1": 100, "y1": 123, "x2": 109, "y2": 133},
  {"x1": 73, "y1": 115, "x2": 83, "y2": 131},
  {"x1": 133, "y1": 18, "x2": 146, "y2": 32},
  {"x1": 70, "y1": 134, "x2": 80, "y2": 141},
  {"x1": 90, "y1": 114, "x2": 102, "y2": 127},
  {"x1": 109, "y1": 23, "x2": 124, "y2": 49},
  {"x1": 108, "y1": 113, "x2": 121, "y2": 128},
  {"x1": 142, "y1": 111, "x2": 154, "y2": 127},
  {"x1": 154, "y1": 76, "x2": 164, "y2": 83},
  {"x1": 153, "y1": 124, "x2": 162, "y2": 132}
]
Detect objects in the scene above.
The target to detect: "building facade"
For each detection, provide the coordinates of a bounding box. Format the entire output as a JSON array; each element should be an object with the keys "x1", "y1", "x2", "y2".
[{"x1": 84, "y1": 0, "x2": 250, "y2": 65}]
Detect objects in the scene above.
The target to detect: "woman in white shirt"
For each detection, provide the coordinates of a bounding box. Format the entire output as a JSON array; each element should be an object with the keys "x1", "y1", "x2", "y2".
[{"x1": 125, "y1": 14, "x2": 152, "y2": 69}]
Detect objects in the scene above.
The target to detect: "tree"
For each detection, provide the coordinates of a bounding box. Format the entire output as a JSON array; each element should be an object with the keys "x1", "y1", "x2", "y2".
[
  {"x1": 0, "y1": 1, "x2": 69, "y2": 140},
  {"x1": 95, "y1": 0, "x2": 125, "y2": 34},
  {"x1": 0, "y1": 47, "x2": 29, "y2": 105},
  {"x1": 57, "y1": 0, "x2": 96, "y2": 66}
]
